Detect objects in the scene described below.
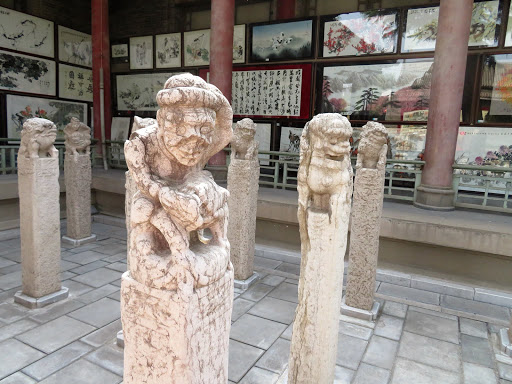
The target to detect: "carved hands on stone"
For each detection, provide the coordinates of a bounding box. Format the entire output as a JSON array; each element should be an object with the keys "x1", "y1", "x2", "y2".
[
  {"x1": 19, "y1": 118, "x2": 58, "y2": 159},
  {"x1": 232, "y1": 118, "x2": 258, "y2": 160},
  {"x1": 64, "y1": 117, "x2": 91, "y2": 156},
  {"x1": 356, "y1": 122, "x2": 388, "y2": 171}
]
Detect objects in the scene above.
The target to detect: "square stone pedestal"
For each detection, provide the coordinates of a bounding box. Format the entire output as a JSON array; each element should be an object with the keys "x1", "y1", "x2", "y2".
[
  {"x1": 234, "y1": 272, "x2": 259, "y2": 290},
  {"x1": 341, "y1": 297, "x2": 380, "y2": 321},
  {"x1": 62, "y1": 234, "x2": 97, "y2": 247},
  {"x1": 14, "y1": 287, "x2": 69, "y2": 309},
  {"x1": 499, "y1": 328, "x2": 512, "y2": 357}
]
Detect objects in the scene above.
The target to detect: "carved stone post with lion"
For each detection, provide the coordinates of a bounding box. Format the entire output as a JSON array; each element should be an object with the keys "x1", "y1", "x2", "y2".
[
  {"x1": 227, "y1": 118, "x2": 259, "y2": 288},
  {"x1": 288, "y1": 114, "x2": 353, "y2": 384},
  {"x1": 14, "y1": 118, "x2": 69, "y2": 308},
  {"x1": 121, "y1": 74, "x2": 234, "y2": 384},
  {"x1": 62, "y1": 117, "x2": 96, "y2": 246},
  {"x1": 342, "y1": 122, "x2": 388, "y2": 320}
]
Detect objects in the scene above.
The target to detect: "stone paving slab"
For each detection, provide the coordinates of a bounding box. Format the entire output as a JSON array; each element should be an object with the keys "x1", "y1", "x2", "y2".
[
  {"x1": 441, "y1": 295, "x2": 511, "y2": 325},
  {"x1": 463, "y1": 362, "x2": 497, "y2": 384},
  {"x1": 352, "y1": 363, "x2": 390, "y2": 384},
  {"x1": 404, "y1": 310, "x2": 459, "y2": 344},
  {"x1": 248, "y1": 297, "x2": 297, "y2": 324},
  {"x1": 460, "y1": 318, "x2": 489, "y2": 339},
  {"x1": 37, "y1": 359, "x2": 121, "y2": 384},
  {"x1": 391, "y1": 358, "x2": 460, "y2": 384},
  {"x1": 68, "y1": 297, "x2": 120, "y2": 327},
  {"x1": 374, "y1": 314, "x2": 404, "y2": 341},
  {"x1": 362, "y1": 336, "x2": 398, "y2": 370},
  {"x1": 71, "y1": 268, "x2": 122, "y2": 288},
  {"x1": 461, "y1": 334, "x2": 494, "y2": 368},
  {"x1": 0, "y1": 372, "x2": 37, "y2": 384},
  {"x1": 0, "y1": 339, "x2": 45, "y2": 380},
  {"x1": 382, "y1": 301, "x2": 408, "y2": 318},
  {"x1": 230, "y1": 314, "x2": 286, "y2": 349},
  {"x1": 336, "y1": 333, "x2": 368, "y2": 370},
  {"x1": 85, "y1": 344, "x2": 124, "y2": 376},
  {"x1": 267, "y1": 283, "x2": 298, "y2": 304},
  {"x1": 228, "y1": 340, "x2": 265, "y2": 383},
  {"x1": 378, "y1": 283, "x2": 440, "y2": 305},
  {"x1": 255, "y1": 338, "x2": 290, "y2": 374}
]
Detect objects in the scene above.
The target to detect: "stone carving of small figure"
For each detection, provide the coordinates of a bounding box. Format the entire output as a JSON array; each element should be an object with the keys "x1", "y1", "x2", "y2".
[
  {"x1": 355, "y1": 121, "x2": 388, "y2": 171},
  {"x1": 132, "y1": 116, "x2": 157, "y2": 132},
  {"x1": 64, "y1": 117, "x2": 91, "y2": 156},
  {"x1": 124, "y1": 73, "x2": 233, "y2": 294},
  {"x1": 231, "y1": 118, "x2": 258, "y2": 160},
  {"x1": 18, "y1": 118, "x2": 58, "y2": 159}
]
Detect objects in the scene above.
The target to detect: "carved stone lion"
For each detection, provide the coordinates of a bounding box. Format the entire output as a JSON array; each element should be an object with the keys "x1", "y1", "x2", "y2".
[
  {"x1": 356, "y1": 121, "x2": 388, "y2": 171},
  {"x1": 63, "y1": 117, "x2": 91, "y2": 156},
  {"x1": 231, "y1": 118, "x2": 258, "y2": 160},
  {"x1": 18, "y1": 118, "x2": 58, "y2": 159}
]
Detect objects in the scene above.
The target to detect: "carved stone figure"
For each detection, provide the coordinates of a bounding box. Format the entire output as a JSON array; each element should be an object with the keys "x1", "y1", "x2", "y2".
[
  {"x1": 344, "y1": 122, "x2": 388, "y2": 316},
  {"x1": 15, "y1": 118, "x2": 69, "y2": 308},
  {"x1": 63, "y1": 117, "x2": 91, "y2": 156},
  {"x1": 231, "y1": 118, "x2": 258, "y2": 160},
  {"x1": 227, "y1": 118, "x2": 260, "y2": 287},
  {"x1": 121, "y1": 73, "x2": 234, "y2": 384},
  {"x1": 288, "y1": 114, "x2": 353, "y2": 384}
]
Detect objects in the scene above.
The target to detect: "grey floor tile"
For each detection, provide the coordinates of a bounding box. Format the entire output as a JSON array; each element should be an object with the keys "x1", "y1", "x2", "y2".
[
  {"x1": 80, "y1": 319, "x2": 122, "y2": 347},
  {"x1": 339, "y1": 320, "x2": 373, "y2": 341},
  {"x1": 463, "y1": 362, "x2": 497, "y2": 384},
  {"x1": 248, "y1": 297, "x2": 297, "y2": 324},
  {"x1": 104, "y1": 262, "x2": 127, "y2": 273},
  {"x1": 231, "y1": 314, "x2": 286, "y2": 349},
  {"x1": 22, "y1": 341, "x2": 93, "y2": 381},
  {"x1": 240, "y1": 367, "x2": 279, "y2": 384},
  {"x1": 336, "y1": 333, "x2": 368, "y2": 370},
  {"x1": 16, "y1": 316, "x2": 95, "y2": 354},
  {"x1": 275, "y1": 263, "x2": 300, "y2": 276},
  {"x1": 408, "y1": 306, "x2": 458, "y2": 321},
  {"x1": 254, "y1": 257, "x2": 282, "y2": 270},
  {"x1": 441, "y1": 295, "x2": 511, "y2": 323},
  {"x1": 29, "y1": 299, "x2": 85, "y2": 324},
  {"x1": 72, "y1": 268, "x2": 122, "y2": 288},
  {"x1": 38, "y1": 359, "x2": 121, "y2": 384},
  {"x1": 0, "y1": 339, "x2": 45, "y2": 380},
  {"x1": 67, "y1": 243, "x2": 101, "y2": 254},
  {"x1": 499, "y1": 363, "x2": 512, "y2": 381},
  {"x1": 60, "y1": 271, "x2": 77, "y2": 281},
  {"x1": 255, "y1": 338, "x2": 291, "y2": 374},
  {"x1": 334, "y1": 366, "x2": 355, "y2": 384},
  {"x1": 63, "y1": 250, "x2": 107, "y2": 265},
  {"x1": 378, "y1": 283, "x2": 440, "y2": 305},
  {"x1": 352, "y1": 363, "x2": 390, "y2": 384},
  {"x1": 0, "y1": 271, "x2": 22, "y2": 291},
  {"x1": 228, "y1": 339, "x2": 265, "y2": 383},
  {"x1": 94, "y1": 244, "x2": 127, "y2": 256},
  {"x1": 232, "y1": 298, "x2": 256, "y2": 322},
  {"x1": 404, "y1": 310, "x2": 459, "y2": 344},
  {"x1": 0, "y1": 250, "x2": 21, "y2": 263},
  {"x1": 62, "y1": 280, "x2": 95, "y2": 297},
  {"x1": 60, "y1": 260, "x2": 81, "y2": 272},
  {"x1": 397, "y1": 331, "x2": 460, "y2": 372},
  {"x1": 85, "y1": 344, "x2": 124, "y2": 376},
  {"x1": 260, "y1": 275, "x2": 286, "y2": 287},
  {"x1": 0, "y1": 303, "x2": 29, "y2": 324},
  {"x1": 108, "y1": 290, "x2": 121, "y2": 301},
  {"x1": 101, "y1": 253, "x2": 127, "y2": 263},
  {"x1": 362, "y1": 336, "x2": 398, "y2": 370},
  {"x1": 75, "y1": 284, "x2": 119, "y2": 305},
  {"x1": 391, "y1": 358, "x2": 460, "y2": 384},
  {"x1": 281, "y1": 323, "x2": 293, "y2": 341},
  {"x1": 68, "y1": 297, "x2": 120, "y2": 327},
  {"x1": 70, "y1": 260, "x2": 109, "y2": 275},
  {"x1": 0, "y1": 258, "x2": 16, "y2": 269},
  {"x1": 0, "y1": 372, "x2": 36, "y2": 384},
  {"x1": 460, "y1": 318, "x2": 488, "y2": 339},
  {"x1": 382, "y1": 301, "x2": 408, "y2": 318},
  {"x1": 268, "y1": 283, "x2": 298, "y2": 304},
  {"x1": 0, "y1": 264, "x2": 21, "y2": 276},
  {"x1": 241, "y1": 283, "x2": 275, "y2": 302},
  {"x1": 0, "y1": 319, "x2": 39, "y2": 343},
  {"x1": 374, "y1": 314, "x2": 403, "y2": 341},
  {"x1": 285, "y1": 279, "x2": 298, "y2": 285},
  {"x1": 461, "y1": 334, "x2": 494, "y2": 368}
]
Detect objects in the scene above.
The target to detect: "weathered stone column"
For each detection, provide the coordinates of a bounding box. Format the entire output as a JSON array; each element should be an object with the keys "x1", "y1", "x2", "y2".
[
  {"x1": 227, "y1": 118, "x2": 260, "y2": 289},
  {"x1": 288, "y1": 114, "x2": 353, "y2": 384},
  {"x1": 342, "y1": 122, "x2": 388, "y2": 321},
  {"x1": 500, "y1": 318, "x2": 512, "y2": 357},
  {"x1": 14, "y1": 118, "x2": 69, "y2": 308},
  {"x1": 121, "y1": 74, "x2": 234, "y2": 383},
  {"x1": 62, "y1": 118, "x2": 96, "y2": 246}
]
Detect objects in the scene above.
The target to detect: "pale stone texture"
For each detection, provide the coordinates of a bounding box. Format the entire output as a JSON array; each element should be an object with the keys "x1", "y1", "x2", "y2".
[
  {"x1": 121, "y1": 74, "x2": 234, "y2": 384},
  {"x1": 345, "y1": 122, "x2": 388, "y2": 311},
  {"x1": 63, "y1": 118, "x2": 94, "y2": 243},
  {"x1": 16, "y1": 118, "x2": 64, "y2": 303},
  {"x1": 227, "y1": 118, "x2": 259, "y2": 281},
  {"x1": 288, "y1": 114, "x2": 353, "y2": 384}
]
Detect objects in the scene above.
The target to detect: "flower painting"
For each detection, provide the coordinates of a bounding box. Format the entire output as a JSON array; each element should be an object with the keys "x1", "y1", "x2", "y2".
[
  {"x1": 184, "y1": 29, "x2": 210, "y2": 67},
  {"x1": 129, "y1": 36, "x2": 153, "y2": 70},
  {"x1": 155, "y1": 33, "x2": 181, "y2": 68}
]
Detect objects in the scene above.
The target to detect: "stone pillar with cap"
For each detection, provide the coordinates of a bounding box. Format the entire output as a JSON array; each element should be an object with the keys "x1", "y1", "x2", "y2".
[{"x1": 14, "y1": 118, "x2": 69, "y2": 308}]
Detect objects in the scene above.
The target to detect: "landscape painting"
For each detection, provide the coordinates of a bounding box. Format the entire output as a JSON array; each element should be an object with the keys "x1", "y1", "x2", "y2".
[
  {"x1": 0, "y1": 50, "x2": 56, "y2": 96},
  {"x1": 6, "y1": 94, "x2": 87, "y2": 139},
  {"x1": 322, "y1": 11, "x2": 398, "y2": 57},
  {"x1": 321, "y1": 60, "x2": 434, "y2": 121},
  {"x1": 233, "y1": 25, "x2": 246, "y2": 64},
  {"x1": 0, "y1": 6, "x2": 54, "y2": 57},
  {"x1": 184, "y1": 29, "x2": 210, "y2": 67},
  {"x1": 129, "y1": 36, "x2": 153, "y2": 70},
  {"x1": 112, "y1": 44, "x2": 128, "y2": 58},
  {"x1": 58, "y1": 26, "x2": 92, "y2": 67},
  {"x1": 116, "y1": 72, "x2": 183, "y2": 111},
  {"x1": 59, "y1": 63, "x2": 93, "y2": 102},
  {"x1": 251, "y1": 19, "x2": 313, "y2": 62},
  {"x1": 155, "y1": 33, "x2": 181, "y2": 68}
]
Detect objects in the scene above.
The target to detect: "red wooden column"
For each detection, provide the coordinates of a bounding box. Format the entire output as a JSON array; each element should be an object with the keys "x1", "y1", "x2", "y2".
[
  {"x1": 277, "y1": 0, "x2": 296, "y2": 19},
  {"x1": 414, "y1": 0, "x2": 473, "y2": 210},
  {"x1": 209, "y1": 0, "x2": 235, "y2": 166},
  {"x1": 91, "y1": 0, "x2": 112, "y2": 150}
]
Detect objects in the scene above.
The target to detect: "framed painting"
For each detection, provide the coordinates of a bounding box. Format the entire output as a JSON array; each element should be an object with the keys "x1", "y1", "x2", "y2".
[
  {"x1": 320, "y1": 59, "x2": 434, "y2": 121},
  {"x1": 0, "y1": 6, "x2": 54, "y2": 57},
  {"x1": 111, "y1": 117, "x2": 131, "y2": 141},
  {"x1": 505, "y1": 6, "x2": 512, "y2": 47},
  {"x1": 6, "y1": 94, "x2": 88, "y2": 139},
  {"x1": 233, "y1": 25, "x2": 246, "y2": 64},
  {"x1": 250, "y1": 19, "x2": 313, "y2": 62},
  {"x1": 321, "y1": 10, "x2": 398, "y2": 58},
  {"x1": 129, "y1": 36, "x2": 153, "y2": 70},
  {"x1": 58, "y1": 64, "x2": 93, "y2": 102},
  {"x1": 184, "y1": 29, "x2": 210, "y2": 67},
  {"x1": 112, "y1": 43, "x2": 128, "y2": 58},
  {"x1": 280, "y1": 126, "x2": 303, "y2": 160},
  {"x1": 155, "y1": 33, "x2": 181, "y2": 68},
  {"x1": 0, "y1": 50, "x2": 56, "y2": 96},
  {"x1": 58, "y1": 26, "x2": 92, "y2": 67}
]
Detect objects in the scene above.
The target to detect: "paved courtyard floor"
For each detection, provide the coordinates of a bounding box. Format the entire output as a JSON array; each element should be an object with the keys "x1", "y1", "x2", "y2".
[{"x1": 0, "y1": 220, "x2": 511, "y2": 383}]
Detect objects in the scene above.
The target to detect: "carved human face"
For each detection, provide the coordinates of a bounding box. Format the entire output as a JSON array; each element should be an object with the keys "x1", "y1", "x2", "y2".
[{"x1": 158, "y1": 107, "x2": 215, "y2": 166}]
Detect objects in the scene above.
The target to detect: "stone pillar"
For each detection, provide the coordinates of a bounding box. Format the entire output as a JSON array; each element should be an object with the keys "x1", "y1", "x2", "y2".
[
  {"x1": 121, "y1": 74, "x2": 234, "y2": 383},
  {"x1": 227, "y1": 118, "x2": 260, "y2": 289},
  {"x1": 14, "y1": 118, "x2": 69, "y2": 308},
  {"x1": 288, "y1": 114, "x2": 353, "y2": 384},
  {"x1": 499, "y1": 318, "x2": 512, "y2": 357},
  {"x1": 62, "y1": 118, "x2": 96, "y2": 246},
  {"x1": 414, "y1": 0, "x2": 473, "y2": 210},
  {"x1": 342, "y1": 122, "x2": 388, "y2": 321}
]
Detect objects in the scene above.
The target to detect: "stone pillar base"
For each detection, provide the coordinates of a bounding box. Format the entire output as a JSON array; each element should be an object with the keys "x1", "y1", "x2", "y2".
[
  {"x1": 116, "y1": 330, "x2": 124, "y2": 348},
  {"x1": 499, "y1": 328, "x2": 512, "y2": 357},
  {"x1": 62, "y1": 234, "x2": 97, "y2": 247},
  {"x1": 14, "y1": 287, "x2": 69, "y2": 309},
  {"x1": 414, "y1": 184, "x2": 455, "y2": 211},
  {"x1": 341, "y1": 297, "x2": 380, "y2": 321},
  {"x1": 234, "y1": 272, "x2": 259, "y2": 290},
  {"x1": 121, "y1": 269, "x2": 233, "y2": 384}
]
